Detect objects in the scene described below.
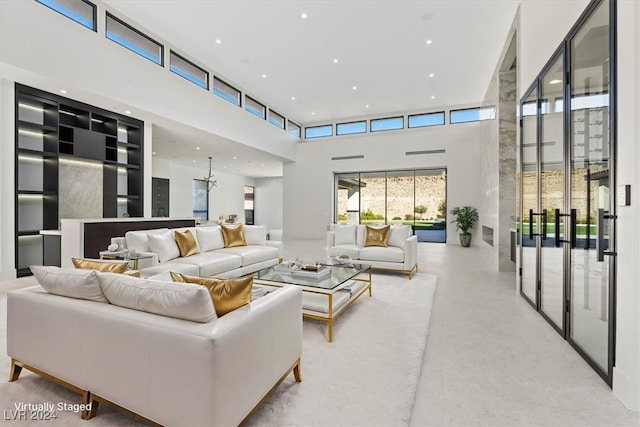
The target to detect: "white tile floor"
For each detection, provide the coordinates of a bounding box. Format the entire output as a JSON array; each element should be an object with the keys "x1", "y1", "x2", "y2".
[{"x1": 407, "y1": 242, "x2": 639, "y2": 427}]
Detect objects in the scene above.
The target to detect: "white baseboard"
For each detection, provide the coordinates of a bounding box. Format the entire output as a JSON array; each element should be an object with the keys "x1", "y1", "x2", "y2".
[{"x1": 613, "y1": 366, "x2": 640, "y2": 412}]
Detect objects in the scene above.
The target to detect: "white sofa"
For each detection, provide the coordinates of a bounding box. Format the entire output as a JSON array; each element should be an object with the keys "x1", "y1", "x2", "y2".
[
  {"x1": 7, "y1": 271, "x2": 303, "y2": 426},
  {"x1": 326, "y1": 224, "x2": 418, "y2": 278},
  {"x1": 111, "y1": 225, "x2": 282, "y2": 279}
]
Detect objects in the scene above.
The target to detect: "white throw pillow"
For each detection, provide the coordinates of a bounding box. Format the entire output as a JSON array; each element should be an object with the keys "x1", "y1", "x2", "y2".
[
  {"x1": 147, "y1": 230, "x2": 180, "y2": 263},
  {"x1": 334, "y1": 224, "x2": 357, "y2": 245},
  {"x1": 98, "y1": 272, "x2": 216, "y2": 323},
  {"x1": 388, "y1": 225, "x2": 411, "y2": 248},
  {"x1": 196, "y1": 226, "x2": 225, "y2": 252},
  {"x1": 244, "y1": 225, "x2": 267, "y2": 245},
  {"x1": 30, "y1": 265, "x2": 108, "y2": 303},
  {"x1": 125, "y1": 228, "x2": 169, "y2": 252}
]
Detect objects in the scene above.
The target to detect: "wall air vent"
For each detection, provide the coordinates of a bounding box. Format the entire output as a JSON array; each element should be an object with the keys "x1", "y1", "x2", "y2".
[
  {"x1": 405, "y1": 149, "x2": 445, "y2": 156},
  {"x1": 331, "y1": 155, "x2": 364, "y2": 161}
]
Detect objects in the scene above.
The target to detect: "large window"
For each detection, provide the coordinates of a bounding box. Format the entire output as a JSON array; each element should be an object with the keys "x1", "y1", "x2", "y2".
[
  {"x1": 334, "y1": 169, "x2": 447, "y2": 242},
  {"x1": 193, "y1": 179, "x2": 208, "y2": 220},
  {"x1": 170, "y1": 51, "x2": 208, "y2": 89},
  {"x1": 37, "y1": 0, "x2": 96, "y2": 30},
  {"x1": 106, "y1": 13, "x2": 163, "y2": 65}
]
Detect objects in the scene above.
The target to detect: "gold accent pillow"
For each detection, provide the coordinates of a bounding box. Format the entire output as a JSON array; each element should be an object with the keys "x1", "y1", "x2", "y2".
[
  {"x1": 170, "y1": 272, "x2": 252, "y2": 316},
  {"x1": 72, "y1": 258, "x2": 129, "y2": 274},
  {"x1": 174, "y1": 229, "x2": 200, "y2": 257},
  {"x1": 221, "y1": 224, "x2": 246, "y2": 248},
  {"x1": 364, "y1": 225, "x2": 390, "y2": 247}
]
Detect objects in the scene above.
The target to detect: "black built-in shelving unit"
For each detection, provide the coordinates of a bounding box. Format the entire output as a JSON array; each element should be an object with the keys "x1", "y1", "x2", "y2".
[{"x1": 15, "y1": 84, "x2": 144, "y2": 276}]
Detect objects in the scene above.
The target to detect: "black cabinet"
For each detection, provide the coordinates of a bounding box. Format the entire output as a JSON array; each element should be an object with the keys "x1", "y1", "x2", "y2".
[
  {"x1": 152, "y1": 177, "x2": 170, "y2": 217},
  {"x1": 15, "y1": 84, "x2": 144, "y2": 277}
]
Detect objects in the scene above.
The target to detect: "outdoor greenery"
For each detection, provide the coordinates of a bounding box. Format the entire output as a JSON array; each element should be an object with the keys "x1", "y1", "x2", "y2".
[
  {"x1": 360, "y1": 209, "x2": 384, "y2": 221},
  {"x1": 437, "y1": 199, "x2": 446, "y2": 217},
  {"x1": 450, "y1": 206, "x2": 478, "y2": 234}
]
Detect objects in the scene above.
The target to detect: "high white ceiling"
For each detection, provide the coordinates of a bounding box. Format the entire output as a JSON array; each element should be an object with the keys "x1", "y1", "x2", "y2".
[
  {"x1": 103, "y1": 0, "x2": 519, "y2": 127},
  {"x1": 74, "y1": 1, "x2": 523, "y2": 178}
]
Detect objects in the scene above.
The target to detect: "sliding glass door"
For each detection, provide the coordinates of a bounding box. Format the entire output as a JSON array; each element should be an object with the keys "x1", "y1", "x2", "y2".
[{"x1": 334, "y1": 169, "x2": 447, "y2": 242}]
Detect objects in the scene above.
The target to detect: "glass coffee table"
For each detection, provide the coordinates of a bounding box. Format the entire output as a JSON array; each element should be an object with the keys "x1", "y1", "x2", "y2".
[{"x1": 254, "y1": 262, "x2": 372, "y2": 342}]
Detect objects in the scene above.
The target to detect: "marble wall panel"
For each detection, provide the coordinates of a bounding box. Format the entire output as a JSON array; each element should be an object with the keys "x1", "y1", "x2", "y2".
[{"x1": 59, "y1": 159, "x2": 103, "y2": 221}]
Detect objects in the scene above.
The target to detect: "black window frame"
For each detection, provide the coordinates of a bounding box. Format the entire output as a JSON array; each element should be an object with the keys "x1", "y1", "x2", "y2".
[
  {"x1": 169, "y1": 50, "x2": 209, "y2": 90},
  {"x1": 287, "y1": 120, "x2": 301, "y2": 137},
  {"x1": 36, "y1": 0, "x2": 97, "y2": 31},
  {"x1": 245, "y1": 95, "x2": 266, "y2": 120},
  {"x1": 449, "y1": 106, "x2": 496, "y2": 124},
  {"x1": 408, "y1": 111, "x2": 446, "y2": 128},
  {"x1": 105, "y1": 12, "x2": 164, "y2": 66},
  {"x1": 304, "y1": 124, "x2": 333, "y2": 139},
  {"x1": 370, "y1": 116, "x2": 404, "y2": 133},
  {"x1": 336, "y1": 120, "x2": 367, "y2": 136},
  {"x1": 268, "y1": 109, "x2": 285, "y2": 129},
  {"x1": 213, "y1": 77, "x2": 242, "y2": 106}
]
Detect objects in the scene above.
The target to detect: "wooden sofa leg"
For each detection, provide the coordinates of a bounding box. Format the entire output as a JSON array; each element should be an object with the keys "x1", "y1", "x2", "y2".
[
  {"x1": 9, "y1": 359, "x2": 23, "y2": 382},
  {"x1": 82, "y1": 391, "x2": 99, "y2": 420},
  {"x1": 293, "y1": 361, "x2": 302, "y2": 382}
]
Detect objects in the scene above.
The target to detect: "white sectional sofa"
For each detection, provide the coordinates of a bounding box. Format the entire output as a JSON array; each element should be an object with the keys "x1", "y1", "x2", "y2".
[
  {"x1": 7, "y1": 270, "x2": 303, "y2": 426},
  {"x1": 112, "y1": 225, "x2": 282, "y2": 279},
  {"x1": 326, "y1": 224, "x2": 418, "y2": 278}
]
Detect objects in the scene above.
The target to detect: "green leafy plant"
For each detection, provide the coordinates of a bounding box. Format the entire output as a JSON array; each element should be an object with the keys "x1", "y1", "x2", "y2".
[{"x1": 450, "y1": 206, "x2": 479, "y2": 234}]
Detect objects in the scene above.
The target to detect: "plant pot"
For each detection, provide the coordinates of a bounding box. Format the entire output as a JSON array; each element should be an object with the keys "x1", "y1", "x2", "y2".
[{"x1": 459, "y1": 233, "x2": 472, "y2": 247}]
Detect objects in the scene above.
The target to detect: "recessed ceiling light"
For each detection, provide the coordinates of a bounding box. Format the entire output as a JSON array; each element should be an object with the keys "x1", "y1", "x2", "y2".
[
  {"x1": 301, "y1": 13, "x2": 308, "y2": 19},
  {"x1": 152, "y1": 151, "x2": 156, "y2": 155},
  {"x1": 311, "y1": 112, "x2": 316, "y2": 115},
  {"x1": 262, "y1": 74, "x2": 267, "y2": 78},
  {"x1": 59, "y1": 89, "x2": 67, "y2": 94},
  {"x1": 233, "y1": 156, "x2": 238, "y2": 160},
  {"x1": 193, "y1": 160, "x2": 196, "y2": 163},
  {"x1": 333, "y1": 58, "x2": 339, "y2": 63},
  {"x1": 196, "y1": 146, "x2": 200, "y2": 150},
  {"x1": 431, "y1": 95, "x2": 436, "y2": 99},
  {"x1": 426, "y1": 40, "x2": 432, "y2": 45},
  {"x1": 429, "y1": 73, "x2": 434, "y2": 78},
  {"x1": 291, "y1": 96, "x2": 296, "y2": 101},
  {"x1": 125, "y1": 110, "x2": 132, "y2": 114},
  {"x1": 352, "y1": 86, "x2": 357, "y2": 90},
  {"x1": 365, "y1": 104, "x2": 370, "y2": 108},
  {"x1": 215, "y1": 39, "x2": 221, "y2": 44},
  {"x1": 549, "y1": 79, "x2": 562, "y2": 85}
]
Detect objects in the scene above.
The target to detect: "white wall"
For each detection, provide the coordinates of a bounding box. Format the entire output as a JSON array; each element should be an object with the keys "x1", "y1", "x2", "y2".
[
  {"x1": 284, "y1": 124, "x2": 482, "y2": 242},
  {"x1": 0, "y1": 79, "x2": 15, "y2": 280},
  {"x1": 613, "y1": 0, "x2": 640, "y2": 412},
  {"x1": 0, "y1": 0, "x2": 298, "y2": 162},
  {"x1": 151, "y1": 157, "x2": 249, "y2": 223},
  {"x1": 518, "y1": 0, "x2": 590, "y2": 100},
  {"x1": 254, "y1": 177, "x2": 284, "y2": 231}
]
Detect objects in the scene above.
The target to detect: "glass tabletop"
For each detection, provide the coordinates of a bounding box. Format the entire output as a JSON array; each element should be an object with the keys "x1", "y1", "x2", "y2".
[{"x1": 254, "y1": 262, "x2": 370, "y2": 290}]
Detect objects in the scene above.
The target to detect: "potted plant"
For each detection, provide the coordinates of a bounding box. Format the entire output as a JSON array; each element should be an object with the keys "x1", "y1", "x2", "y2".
[{"x1": 450, "y1": 206, "x2": 478, "y2": 247}]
